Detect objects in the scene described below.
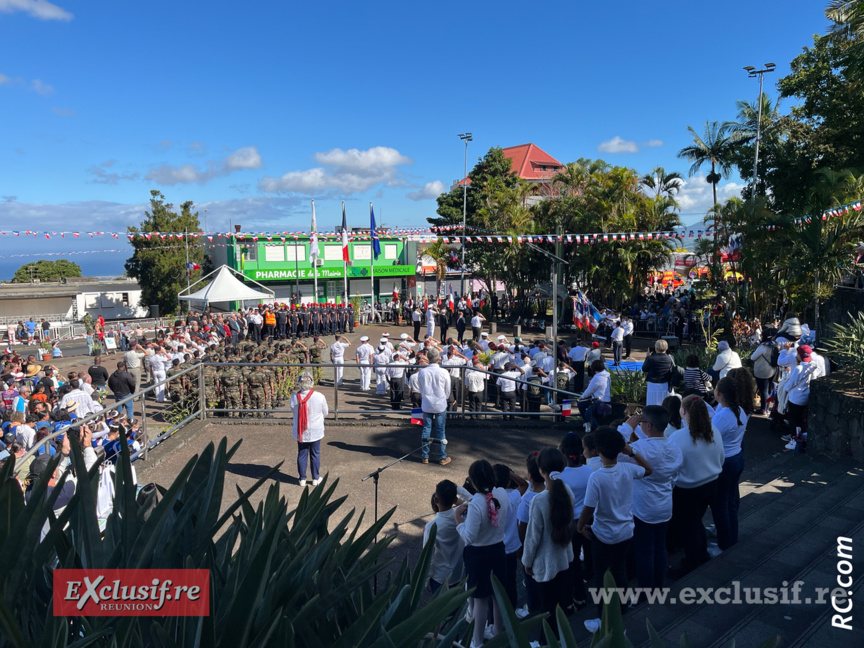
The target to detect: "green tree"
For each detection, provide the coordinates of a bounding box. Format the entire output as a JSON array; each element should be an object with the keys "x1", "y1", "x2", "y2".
[
  {"x1": 677, "y1": 121, "x2": 740, "y2": 207},
  {"x1": 10, "y1": 259, "x2": 82, "y2": 283},
  {"x1": 640, "y1": 166, "x2": 684, "y2": 198},
  {"x1": 125, "y1": 190, "x2": 203, "y2": 315},
  {"x1": 827, "y1": 0, "x2": 864, "y2": 65}
]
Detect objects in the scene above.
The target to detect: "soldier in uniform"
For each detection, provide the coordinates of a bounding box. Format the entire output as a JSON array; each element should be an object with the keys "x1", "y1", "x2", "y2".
[
  {"x1": 300, "y1": 305, "x2": 310, "y2": 337},
  {"x1": 245, "y1": 361, "x2": 269, "y2": 416},
  {"x1": 166, "y1": 358, "x2": 185, "y2": 408},
  {"x1": 220, "y1": 358, "x2": 243, "y2": 417},
  {"x1": 308, "y1": 335, "x2": 325, "y2": 383},
  {"x1": 276, "y1": 306, "x2": 287, "y2": 339},
  {"x1": 203, "y1": 355, "x2": 220, "y2": 413},
  {"x1": 289, "y1": 305, "x2": 299, "y2": 338}
]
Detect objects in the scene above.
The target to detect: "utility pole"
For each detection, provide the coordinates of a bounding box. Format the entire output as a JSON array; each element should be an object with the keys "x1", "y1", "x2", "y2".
[
  {"x1": 458, "y1": 133, "x2": 472, "y2": 297},
  {"x1": 742, "y1": 63, "x2": 775, "y2": 200}
]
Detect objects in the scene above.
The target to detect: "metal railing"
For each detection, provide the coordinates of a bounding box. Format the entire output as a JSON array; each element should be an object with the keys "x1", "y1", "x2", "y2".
[{"x1": 12, "y1": 359, "x2": 586, "y2": 476}]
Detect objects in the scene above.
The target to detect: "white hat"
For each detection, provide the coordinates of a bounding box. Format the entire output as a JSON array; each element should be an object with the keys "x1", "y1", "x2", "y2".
[
  {"x1": 380, "y1": 338, "x2": 388, "y2": 344},
  {"x1": 400, "y1": 333, "x2": 409, "y2": 339},
  {"x1": 383, "y1": 332, "x2": 390, "y2": 338},
  {"x1": 360, "y1": 336, "x2": 369, "y2": 342},
  {"x1": 497, "y1": 335, "x2": 506, "y2": 341},
  {"x1": 481, "y1": 332, "x2": 489, "y2": 337}
]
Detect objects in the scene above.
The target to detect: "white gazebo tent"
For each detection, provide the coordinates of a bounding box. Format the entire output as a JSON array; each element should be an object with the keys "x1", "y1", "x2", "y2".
[{"x1": 179, "y1": 265, "x2": 274, "y2": 310}]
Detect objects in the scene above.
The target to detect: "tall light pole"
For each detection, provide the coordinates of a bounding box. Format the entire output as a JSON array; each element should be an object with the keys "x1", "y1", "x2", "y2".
[
  {"x1": 458, "y1": 132, "x2": 472, "y2": 297},
  {"x1": 743, "y1": 63, "x2": 775, "y2": 198}
]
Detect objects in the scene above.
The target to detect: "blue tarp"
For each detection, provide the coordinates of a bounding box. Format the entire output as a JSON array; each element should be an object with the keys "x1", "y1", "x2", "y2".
[{"x1": 606, "y1": 360, "x2": 643, "y2": 372}]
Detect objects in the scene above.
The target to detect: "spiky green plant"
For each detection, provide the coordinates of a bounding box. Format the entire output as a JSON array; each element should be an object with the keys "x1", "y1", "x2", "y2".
[{"x1": 824, "y1": 310, "x2": 864, "y2": 388}]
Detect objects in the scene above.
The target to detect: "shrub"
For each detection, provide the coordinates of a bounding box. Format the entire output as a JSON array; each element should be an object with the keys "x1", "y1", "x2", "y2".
[{"x1": 824, "y1": 311, "x2": 864, "y2": 388}]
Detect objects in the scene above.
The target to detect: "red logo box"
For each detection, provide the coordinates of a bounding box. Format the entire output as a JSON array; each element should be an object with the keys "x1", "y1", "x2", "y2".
[{"x1": 53, "y1": 569, "x2": 209, "y2": 616}]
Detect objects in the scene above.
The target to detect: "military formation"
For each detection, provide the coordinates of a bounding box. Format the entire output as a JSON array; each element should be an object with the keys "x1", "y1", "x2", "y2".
[
  {"x1": 164, "y1": 337, "x2": 328, "y2": 418},
  {"x1": 279, "y1": 303, "x2": 355, "y2": 338}
]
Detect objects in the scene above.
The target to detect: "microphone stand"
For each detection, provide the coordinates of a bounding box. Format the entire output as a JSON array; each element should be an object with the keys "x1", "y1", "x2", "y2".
[{"x1": 362, "y1": 438, "x2": 446, "y2": 595}]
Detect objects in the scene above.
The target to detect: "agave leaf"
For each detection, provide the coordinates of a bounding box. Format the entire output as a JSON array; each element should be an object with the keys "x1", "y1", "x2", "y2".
[{"x1": 556, "y1": 604, "x2": 579, "y2": 648}]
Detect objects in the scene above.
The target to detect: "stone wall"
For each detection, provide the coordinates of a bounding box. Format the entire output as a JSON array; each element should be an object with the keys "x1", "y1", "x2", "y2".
[
  {"x1": 821, "y1": 286, "x2": 864, "y2": 331},
  {"x1": 808, "y1": 374, "x2": 864, "y2": 461}
]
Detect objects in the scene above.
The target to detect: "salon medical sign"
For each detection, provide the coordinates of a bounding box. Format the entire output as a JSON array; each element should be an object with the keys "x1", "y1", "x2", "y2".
[{"x1": 53, "y1": 569, "x2": 209, "y2": 616}]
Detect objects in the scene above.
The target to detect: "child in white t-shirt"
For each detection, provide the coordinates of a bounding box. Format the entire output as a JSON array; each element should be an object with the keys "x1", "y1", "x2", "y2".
[
  {"x1": 494, "y1": 463, "x2": 528, "y2": 609},
  {"x1": 577, "y1": 425, "x2": 652, "y2": 626},
  {"x1": 423, "y1": 479, "x2": 465, "y2": 593},
  {"x1": 516, "y1": 451, "x2": 546, "y2": 617}
]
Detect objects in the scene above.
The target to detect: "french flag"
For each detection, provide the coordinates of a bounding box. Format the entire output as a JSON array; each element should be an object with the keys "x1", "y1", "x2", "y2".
[
  {"x1": 561, "y1": 400, "x2": 572, "y2": 417},
  {"x1": 411, "y1": 408, "x2": 423, "y2": 425}
]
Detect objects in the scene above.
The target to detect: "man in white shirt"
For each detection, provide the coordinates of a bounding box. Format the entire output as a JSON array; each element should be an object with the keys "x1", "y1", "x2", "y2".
[
  {"x1": 329, "y1": 335, "x2": 351, "y2": 386},
  {"x1": 355, "y1": 336, "x2": 375, "y2": 391},
  {"x1": 622, "y1": 318, "x2": 635, "y2": 358},
  {"x1": 373, "y1": 345, "x2": 391, "y2": 395},
  {"x1": 387, "y1": 351, "x2": 410, "y2": 410},
  {"x1": 464, "y1": 358, "x2": 488, "y2": 417},
  {"x1": 610, "y1": 321, "x2": 625, "y2": 366},
  {"x1": 478, "y1": 332, "x2": 490, "y2": 352},
  {"x1": 123, "y1": 344, "x2": 147, "y2": 396},
  {"x1": 568, "y1": 342, "x2": 589, "y2": 391},
  {"x1": 412, "y1": 308, "x2": 422, "y2": 339},
  {"x1": 426, "y1": 307, "x2": 437, "y2": 339},
  {"x1": 59, "y1": 379, "x2": 100, "y2": 417},
  {"x1": 441, "y1": 346, "x2": 468, "y2": 411},
  {"x1": 470, "y1": 312, "x2": 486, "y2": 341},
  {"x1": 418, "y1": 348, "x2": 451, "y2": 465},
  {"x1": 497, "y1": 362, "x2": 523, "y2": 420}
]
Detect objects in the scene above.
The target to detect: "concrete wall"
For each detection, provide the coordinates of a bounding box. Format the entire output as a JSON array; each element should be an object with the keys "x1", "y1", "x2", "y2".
[
  {"x1": 808, "y1": 374, "x2": 864, "y2": 461},
  {"x1": 75, "y1": 289, "x2": 149, "y2": 320},
  {"x1": 0, "y1": 296, "x2": 73, "y2": 319}
]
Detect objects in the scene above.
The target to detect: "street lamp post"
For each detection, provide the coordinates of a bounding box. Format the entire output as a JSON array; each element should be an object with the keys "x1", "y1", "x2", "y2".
[
  {"x1": 458, "y1": 133, "x2": 472, "y2": 297},
  {"x1": 742, "y1": 63, "x2": 775, "y2": 197}
]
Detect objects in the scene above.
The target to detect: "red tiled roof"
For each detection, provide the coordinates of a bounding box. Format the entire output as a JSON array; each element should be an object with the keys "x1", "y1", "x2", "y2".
[{"x1": 456, "y1": 143, "x2": 563, "y2": 186}]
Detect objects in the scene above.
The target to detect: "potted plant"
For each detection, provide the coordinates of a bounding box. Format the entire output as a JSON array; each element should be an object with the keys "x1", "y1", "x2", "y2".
[
  {"x1": 351, "y1": 293, "x2": 362, "y2": 329},
  {"x1": 39, "y1": 339, "x2": 52, "y2": 361},
  {"x1": 610, "y1": 367, "x2": 646, "y2": 417}
]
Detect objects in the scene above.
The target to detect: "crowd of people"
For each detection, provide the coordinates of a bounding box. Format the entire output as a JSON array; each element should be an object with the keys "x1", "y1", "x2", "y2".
[{"x1": 421, "y1": 364, "x2": 758, "y2": 644}]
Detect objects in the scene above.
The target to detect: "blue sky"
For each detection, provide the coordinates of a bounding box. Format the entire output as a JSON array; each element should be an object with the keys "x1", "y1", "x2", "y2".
[{"x1": 0, "y1": 0, "x2": 831, "y2": 278}]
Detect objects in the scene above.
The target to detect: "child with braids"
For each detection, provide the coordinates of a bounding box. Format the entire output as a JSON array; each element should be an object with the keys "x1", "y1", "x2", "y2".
[
  {"x1": 454, "y1": 460, "x2": 509, "y2": 647},
  {"x1": 710, "y1": 376, "x2": 750, "y2": 550},
  {"x1": 559, "y1": 433, "x2": 591, "y2": 609},
  {"x1": 522, "y1": 448, "x2": 575, "y2": 640}
]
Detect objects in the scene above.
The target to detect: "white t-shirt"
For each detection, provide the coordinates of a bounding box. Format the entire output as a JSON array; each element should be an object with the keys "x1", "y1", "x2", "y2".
[
  {"x1": 290, "y1": 390, "x2": 329, "y2": 443},
  {"x1": 441, "y1": 356, "x2": 466, "y2": 381},
  {"x1": 355, "y1": 343, "x2": 374, "y2": 364},
  {"x1": 583, "y1": 462, "x2": 646, "y2": 544},
  {"x1": 464, "y1": 367, "x2": 488, "y2": 392},
  {"x1": 568, "y1": 346, "x2": 588, "y2": 362},
  {"x1": 497, "y1": 370, "x2": 521, "y2": 393},
  {"x1": 471, "y1": 316, "x2": 484, "y2": 328},
  {"x1": 611, "y1": 326, "x2": 624, "y2": 342},
  {"x1": 457, "y1": 486, "x2": 508, "y2": 547},
  {"x1": 559, "y1": 465, "x2": 593, "y2": 516},
  {"x1": 423, "y1": 509, "x2": 465, "y2": 585},
  {"x1": 330, "y1": 341, "x2": 349, "y2": 360},
  {"x1": 622, "y1": 438, "x2": 683, "y2": 524},
  {"x1": 502, "y1": 489, "x2": 523, "y2": 554}
]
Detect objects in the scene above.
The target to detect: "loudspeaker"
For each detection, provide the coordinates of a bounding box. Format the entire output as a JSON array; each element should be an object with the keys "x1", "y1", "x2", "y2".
[{"x1": 149, "y1": 305, "x2": 160, "y2": 319}]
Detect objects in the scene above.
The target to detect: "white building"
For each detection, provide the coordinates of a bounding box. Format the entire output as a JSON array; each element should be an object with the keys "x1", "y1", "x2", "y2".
[{"x1": 0, "y1": 278, "x2": 149, "y2": 324}]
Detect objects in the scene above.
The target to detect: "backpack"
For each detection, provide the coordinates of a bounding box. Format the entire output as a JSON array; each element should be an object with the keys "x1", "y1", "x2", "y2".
[{"x1": 769, "y1": 345, "x2": 780, "y2": 368}]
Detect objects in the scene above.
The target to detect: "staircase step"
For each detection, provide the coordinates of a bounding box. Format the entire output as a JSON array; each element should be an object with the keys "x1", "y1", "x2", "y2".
[
  {"x1": 623, "y1": 464, "x2": 864, "y2": 647},
  {"x1": 713, "y1": 518, "x2": 864, "y2": 648}
]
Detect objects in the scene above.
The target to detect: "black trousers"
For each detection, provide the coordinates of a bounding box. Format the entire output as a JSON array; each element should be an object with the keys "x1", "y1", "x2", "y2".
[
  {"x1": 413, "y1": 321, "x2": 421, "y2": 339},
  {"x1": 669, "y1": 480, "x2": 716, "y2": 572},
  {"x1": 574, "y1": 361, "x2": 585, "y2": 392},
  {"x1": 390, "y1": 376, "x2": 404, "y2": 410},
  {"x1": 501, "y1": 390, "x2": 517, "y2": 418},
  {"x1": 624, "y1": 334, "x2": 632, "y2": 357},
  {"x1": 472, "y1": 326, "x2": 481, "y2": 341},
  {"x1": 590, "y1": 536, "x2": 631, "y2": 615},
  {"x1": 539, "y1": 570, "x2": 570, "y2": 640},
  {"x1": 469, "y1": 390, "x2": 484, "y2": 415}
]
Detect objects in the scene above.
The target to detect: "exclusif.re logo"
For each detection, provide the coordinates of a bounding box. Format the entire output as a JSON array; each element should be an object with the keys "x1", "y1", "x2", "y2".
[{"x1": 53, "y1": 570, "x2": 209, "y2": 617}]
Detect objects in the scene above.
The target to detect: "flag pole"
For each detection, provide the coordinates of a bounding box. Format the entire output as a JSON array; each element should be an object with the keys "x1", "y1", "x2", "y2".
[
  {"x1": 370, "y1": 202, "x2": 376, "y2": 323},
  {"x1": 312, "y1": 200, "x2": 318, "y2": 304},
  {"x1": 342, "y1": 201, "x2": 348, "y2": 304}
]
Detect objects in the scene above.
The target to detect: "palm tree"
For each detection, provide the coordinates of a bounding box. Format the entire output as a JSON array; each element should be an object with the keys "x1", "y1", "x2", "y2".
[
  {"x1": 424, "y1": 239, "x2": 451, "y2": 297},
  {"x1": 723, "y1": 93, "x2": 783, "y2": 140},
  {"x1": 641, "y1": 167, "x2": 684, "y2": 198},
  {"x1": 677, "y1": 121, "x2": 740, "y2": 207},
  {"x1": 827, "y1": 0, "x2": 864, "y2": 63}
]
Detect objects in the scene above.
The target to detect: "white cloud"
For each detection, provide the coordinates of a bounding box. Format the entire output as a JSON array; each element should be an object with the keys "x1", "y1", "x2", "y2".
[
  {"x1": 644, "y1": 139, "x2": 663, "y2": 147},
  {"x1": 0, "y1": 0, "x2": 72, "y2": 21},
  {"x1": 159, "y1": 139, "x2": 173, "y2": 148},
  {"x1": 260, "y1": 146, "x2": 413, "y2": 195},
  {"x1": 406, "y1": 180, "x2": 446, "y2": 201},
  {"x1": 0, "y1": 73, "x2": 10, "y2": 86},
  {"x1": 51, "y1": 106, "x2": 75, "y2": 116},
  {"x1": 187, "y1": 140, "x2": 205, "y2": 156},
  {"x1": 145, "y1": 145, "x2": 262, "y2": 186},
  {"x1": 598, "y1": 136, "x2": 639, "y2": 154},
  {"x1": 30, "y1": 79, "x2": 54, "y2": 96},
  {"x1": 676, "y1": 173, "x2": 743, "y2": 215},
  {"x1": 88, "y1": 160, "x2": 139, "y2": 185}
]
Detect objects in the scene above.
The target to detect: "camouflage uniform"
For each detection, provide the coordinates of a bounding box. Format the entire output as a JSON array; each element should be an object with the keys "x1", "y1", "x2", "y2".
[
  {"x1": 220, "y1": 364, "x2": 243, "y2": 417},
  {"x1": 246, "y1": 366, "x2": 269, "y2": 416}
]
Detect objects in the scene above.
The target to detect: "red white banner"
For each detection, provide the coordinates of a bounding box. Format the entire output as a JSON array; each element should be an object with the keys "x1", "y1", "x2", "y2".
[{"x1": 53, "y1": 569, "x2": 209, "y2": 617}]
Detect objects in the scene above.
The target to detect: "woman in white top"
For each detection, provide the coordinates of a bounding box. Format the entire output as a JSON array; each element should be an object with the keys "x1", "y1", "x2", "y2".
[
  {"x1": 454, "y1": 460, "x2": 509, "y2": 648},
  {"x1": 290, "y1": 373, "x2": 329, "y2": 487},
  {"x1": 558, "y1": 434, "x2": 593, "y2": 607},
  {"x1": 669, "y1": 395, "x2": 724, "y2": 573},
  {"x1": 709, "y1": 375, "x2": 750, "y2": 550},
  {"x1": 578, "y1": 359, "x2": 611, "y2": 428},
  {"x1": 522, "y1": 448, "x2": 575, "y2": 640},
  {"x1": 712, "y1": 341, "x2": 742, "y2": 380}
]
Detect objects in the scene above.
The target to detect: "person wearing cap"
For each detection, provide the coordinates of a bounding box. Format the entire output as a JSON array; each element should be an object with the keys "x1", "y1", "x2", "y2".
[
  {"x1": 355, "y1": 336, "x2": 375, "y2": 391},
  {"x1": 586, "y1": 341, "x2": 602, "y2": 367},
  {"x1": 779, "y1": 345, "x2": 819, "y2": 441},
  {"x1": 418, "y1": 348, "x2": 451, "y2": 465},
  {"x1": 497, "y1": 362, "x2": 524, "y2": 420},
  {"x1": 330, "y1": 335, "x2": 351, "y2": 386},
  {"x1": 291, "y1": 372, "x2": 329, "y2": 487},
  {"x1": 387, "y1": 350, "x2": 410, "y2": 410},
  {"x1": 426, "y1": 305, "x2": 438, "y2": 339},
  {"x1": 373, "y1": 344, "x2": 391, "y2": 395},
  {"x1": 381, "y1": 333, "x2": 395, "y2": 353}
]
